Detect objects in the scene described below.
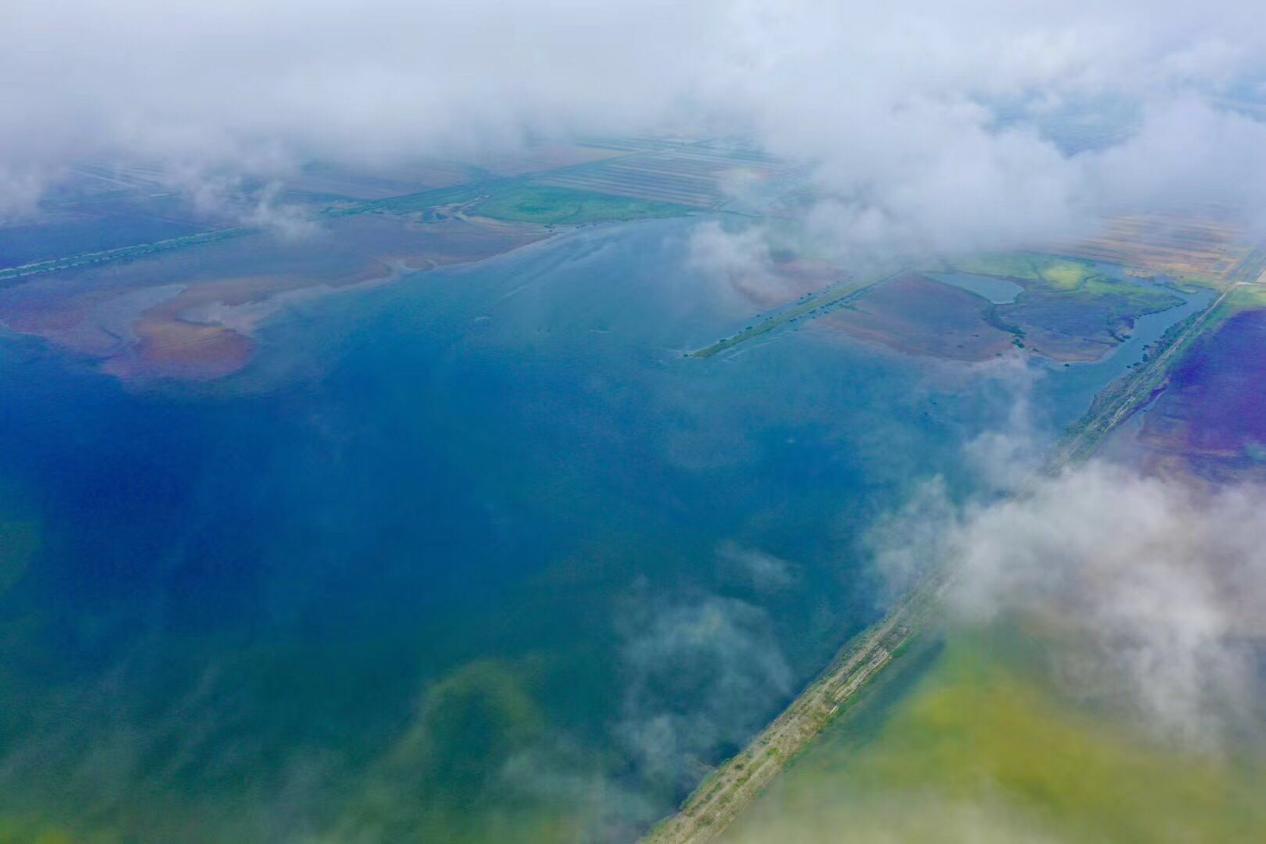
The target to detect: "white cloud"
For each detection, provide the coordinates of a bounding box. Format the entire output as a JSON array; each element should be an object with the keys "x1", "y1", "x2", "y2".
[
  {"x1": 876, "y1": 459, "x2": 1266, "y2": 749},
  {"x1": 716, "y1": 541, "x2": 800, "y2": 594},
  {"x1": 6, "y1": 0, "x2": 1266, "y2": 249},
  {"x1": 616, "y1": 594, "x2": 792, "y2": 791}
]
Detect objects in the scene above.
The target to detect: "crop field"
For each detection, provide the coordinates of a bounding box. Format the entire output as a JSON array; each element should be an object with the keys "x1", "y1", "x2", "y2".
[{"x1": 1053, "y1": 213, "x2": 1252, "y2": 283}]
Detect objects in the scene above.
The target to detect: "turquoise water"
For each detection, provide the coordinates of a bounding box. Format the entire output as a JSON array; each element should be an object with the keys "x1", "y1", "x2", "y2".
[
  {"x1": 926, "y1": 271, "x2": 1024, "y2": 304},
  {"x1": 0, "y1": 219, "x2": 1160, "y2": 840}
]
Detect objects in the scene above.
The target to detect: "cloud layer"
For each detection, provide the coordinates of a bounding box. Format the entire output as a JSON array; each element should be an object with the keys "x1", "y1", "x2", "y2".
[{"x1": 8, "y1": 0, "x2": 1266, "y2": 250}]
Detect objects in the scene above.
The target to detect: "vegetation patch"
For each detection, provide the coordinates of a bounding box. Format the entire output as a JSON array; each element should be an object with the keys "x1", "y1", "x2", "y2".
[
  {"x1": 946, "y1": 252, "x2": 1186, "y2": 361},
  {"x1": 951, "y1": 252, "x2": 1098, "y2": 288},
  {"x1": 471, "y1": 185, "x2": 688, "y2": 226},
  {"x1": 727, "y1": 626, "x2": 1266, "y2": 844}
]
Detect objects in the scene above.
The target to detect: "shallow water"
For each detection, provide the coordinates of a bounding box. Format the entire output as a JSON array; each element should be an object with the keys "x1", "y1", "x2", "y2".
[
  {"x1": 0, "y1": 218, "x2": 1153, "y2": 840},
  {"x1": 926, "y1": 270, "x2": 1024, "y2": 304}
]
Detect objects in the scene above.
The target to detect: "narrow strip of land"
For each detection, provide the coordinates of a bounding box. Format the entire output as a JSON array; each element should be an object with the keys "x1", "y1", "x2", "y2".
[
  {"x1": 689, "y1": 273, "x2": 894, "y2": 359},
  {"x1": 644, "y1": 577, "x2": 941, "y2": 843},
  {"x1": 0, "y1": 228, "x2": 250, "y2": 282}
]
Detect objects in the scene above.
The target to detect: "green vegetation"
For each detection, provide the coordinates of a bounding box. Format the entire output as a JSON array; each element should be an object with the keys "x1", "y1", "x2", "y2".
[
  {"x1": 955, "y1": 252, "x2": 1179, "y2": 307},
  {"x1": 1043, "y1": 260, "x2": 1097, "y2": 288},
  {"x1": 330, "y1": 181, "x2": 689, "y2": 226},
  {"x1": 953, "y1": 251, "x2": 1186, "y2": 360},
  {"x1": 1214, "y1": 283, "x2": 1266, "y2": 320},
  {"x1": 952, "y1": 252, "x2": 1098, "y2": 288},
  {"x1": 728, "y1": 625, "x2": 1266, "y2": 844},
  {"x1": 471, "y1": 185, "x2": 687, "y2": 225},
  {"x1": 326, "y1": 658, "x2": 587, "y2": 844},
  {"x1": 0, "y1": 818, "x2": 82, "y2": 844}
]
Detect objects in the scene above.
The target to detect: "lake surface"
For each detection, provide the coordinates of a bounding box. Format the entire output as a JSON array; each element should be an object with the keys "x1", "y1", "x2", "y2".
[
  {"x1": 0, "y1": 218, "x2": 1179, "y2": 841},
  {"x1": 926, "y1": 271, "x2": 1024, "y2": 304}
]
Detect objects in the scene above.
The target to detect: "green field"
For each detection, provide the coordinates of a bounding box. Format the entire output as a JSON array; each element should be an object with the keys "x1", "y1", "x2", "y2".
[
  {"x1": 471, "y1": 185, "x2": 688, "y2": 226},
  {"x1": 326, "y1": 181, "x2": 689, "y2": 226},
  {"x1": 1211, "y1": 283, "x2": 1266, "y2": 322},
  {"x1": 954, "y1": 253, "x2": 1180, "y2": 305},
  {"x1": 726, "y1": 622, "x2": 1266, "y2": 844},
  {"x1": 952, "y1": 253, "x2": 1100, "y2": 288}
]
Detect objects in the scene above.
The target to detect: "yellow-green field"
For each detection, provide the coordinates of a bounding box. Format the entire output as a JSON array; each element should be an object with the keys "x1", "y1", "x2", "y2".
[
  {"x1": 950, "y1": 252, "x2": 1183, "y2": 303},
  {"x1": 951, "y1": 253, "x2": 1099, "y2": 289},
  {"x1": 725, "y1": 623, "x2": 1266, "y2": 844}
]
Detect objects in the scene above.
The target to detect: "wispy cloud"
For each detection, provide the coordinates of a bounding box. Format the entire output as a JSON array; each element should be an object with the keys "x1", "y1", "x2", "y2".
[{"x1": 617, "y1": 593, "x2": 793, "y2": 793}]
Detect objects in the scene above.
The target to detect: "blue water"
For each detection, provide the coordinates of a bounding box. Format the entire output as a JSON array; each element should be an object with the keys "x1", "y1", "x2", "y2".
[
  {"x1": 926, "y1": 271, "x2": 1024, "y2": 304},
  {"x1": 0, "y1": 219, "x2": 1163, "y2": 841},
  {"x1": 1034, "y1": 280, "x2": 1213, "y2": 432}
]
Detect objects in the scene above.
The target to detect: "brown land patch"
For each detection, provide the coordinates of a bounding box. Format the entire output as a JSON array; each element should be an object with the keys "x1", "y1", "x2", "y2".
[
  {"x1": 818, "y1": 274, "x2": 1014, "y2": 361},
  {"x1": 0, "y1": 214, "x2": 551, "y2": 382}
]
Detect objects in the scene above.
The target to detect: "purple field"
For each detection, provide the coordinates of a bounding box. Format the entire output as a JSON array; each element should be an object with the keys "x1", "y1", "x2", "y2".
[{"x1": 1140, "y1": 309, "x2": 1266, "y2": 477}]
